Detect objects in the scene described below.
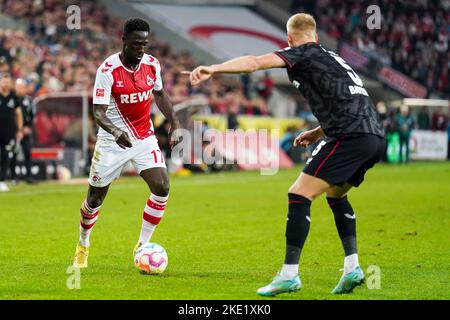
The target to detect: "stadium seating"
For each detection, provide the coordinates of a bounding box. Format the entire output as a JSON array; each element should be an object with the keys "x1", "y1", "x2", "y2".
[
  {"x1": 291, "y1": 0, "x2": 449, "y2": 98},
  {"x1": 0, "y1": 0, "x2": 275, "y2": 118}
]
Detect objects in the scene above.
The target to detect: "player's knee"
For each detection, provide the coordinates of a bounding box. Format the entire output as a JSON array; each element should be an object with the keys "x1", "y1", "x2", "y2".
[
  {"x1": 86, "y1": 184, "x2": 109, "y2": 208},
  {"x1": 326, "y1": 184, "x2": 352, "y2": 199},
  {"x1": 326, "y1": 191, "x2": 347, "y2": 200},
  {"x1": 160, "y1": 182, "x2": 170, "y2": 197},
  {"x1": 287, "y1": 187, "x2": 316, "y2": 201},
  {"x1": 86, "y1": 196, "x2": 104, "y2": 209},
  {"x1": 288, "y1": 181, "x2": 318, "y2": 201},
  {"x1": 152, "y1": 180, "x2": 170, "y2": 197}
]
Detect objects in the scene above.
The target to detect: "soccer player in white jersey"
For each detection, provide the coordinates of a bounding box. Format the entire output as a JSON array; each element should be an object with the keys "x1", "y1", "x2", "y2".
[{"x1": 73, "y1": 18, "x2": 180, "y2": 268}]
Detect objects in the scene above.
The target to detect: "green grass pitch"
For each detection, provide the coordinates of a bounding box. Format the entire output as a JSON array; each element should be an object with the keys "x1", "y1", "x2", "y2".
[{"x1": 0, "y1": 162, "x2": 449, "y2": 300}]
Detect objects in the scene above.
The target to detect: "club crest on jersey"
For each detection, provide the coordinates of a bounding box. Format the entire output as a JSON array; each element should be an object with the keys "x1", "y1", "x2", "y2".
[{"x1": 146, "y1": 75, "x2": 154, "y2": 86}]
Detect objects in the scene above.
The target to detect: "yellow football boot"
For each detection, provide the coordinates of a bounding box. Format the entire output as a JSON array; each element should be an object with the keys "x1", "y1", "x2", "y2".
[
  {"x1": 133, "y1": 242, "x2": 142, "y2": 257},
  {"x1": 73, "y1": 243, "x2": 89, "y2": 268}
]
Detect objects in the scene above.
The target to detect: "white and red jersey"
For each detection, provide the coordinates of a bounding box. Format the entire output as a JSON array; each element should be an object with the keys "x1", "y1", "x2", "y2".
[{"x1": 92, "y1": 52, "x2": 163, "y2": 141}]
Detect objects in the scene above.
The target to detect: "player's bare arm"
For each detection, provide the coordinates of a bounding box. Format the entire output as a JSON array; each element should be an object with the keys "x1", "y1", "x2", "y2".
[
  {"x1": 92, "y1": 103, "x2": 132, "y2": 149},
  {"x1": 182, "y1": 53, "x2": 286, "y2": 86},
  {"x1": 293, "y1": 126, "x2": 325, "y2": 147},
  {"x1": 15, "y1": 106, "x2": 23, "y2": 141},
  {"x1": 152, "y1": 88, "x2": 180, "y2": 148}
]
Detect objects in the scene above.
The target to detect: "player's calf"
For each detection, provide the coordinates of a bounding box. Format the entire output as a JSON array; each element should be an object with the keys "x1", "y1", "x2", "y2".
[
  {"x1": 327, "y1": 196, "x2": 361, "y2": 276},
  {"x1": 73, "y1": 199, "x2": 101, "y2": 268},
  {"x1": 135, "y1": 193, "x2": 169, "y2": 255},
  {"x1": 257, "y1": 193, "x2": 311, "y2": 296},
  {"x1": 79, "y1": 199, "x2": 101, "y2": 247},
  {"x1": 282, "y1": 193, "x2": 312, "y2": 277}
]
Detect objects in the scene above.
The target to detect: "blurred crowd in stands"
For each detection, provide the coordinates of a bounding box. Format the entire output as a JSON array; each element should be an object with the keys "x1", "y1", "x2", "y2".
[
  {"x1": 0, "y1": 0, "x2": 448, "y2": 165},
  {"x1": 0, "y1": 0, "x2": 274, "y2": 119},
  {"x1": 0, "y1": 0, "x2": 122, "y2": 95},
  {"x1": 291, "y1": 0, "x2": 450, "y2": 98},
  {"x1": 1, "y1": 0, "x2": 448, "y2": 117}
]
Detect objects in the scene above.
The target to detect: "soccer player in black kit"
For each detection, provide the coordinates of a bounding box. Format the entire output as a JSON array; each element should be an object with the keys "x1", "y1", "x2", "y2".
[
  {"x1": 9, "y1": 78, "x2": 36, "y2": 184},
  {"x1": 184, "y1": 13, "x2": 385, "y2": 296},
  {"x1": 0, "y1": 73, "x2": 23, "y2": 192}
]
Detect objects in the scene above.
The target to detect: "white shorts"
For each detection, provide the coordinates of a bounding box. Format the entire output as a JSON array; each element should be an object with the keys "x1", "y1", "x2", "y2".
[{"x1": 88, "y1": 135, "x2": 166, "y2": 187}]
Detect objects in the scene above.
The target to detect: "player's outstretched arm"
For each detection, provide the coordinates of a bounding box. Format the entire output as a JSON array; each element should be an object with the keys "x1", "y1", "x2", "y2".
[
  {"x1": 182, "y1": 53, "x2": 286, "y2": 86},
  {"x1": 153, "y1": 89, "x2": 181, "y2": 149},
  {"x1": 93, "y1": 104, "x2": 132, "y2": 149}
]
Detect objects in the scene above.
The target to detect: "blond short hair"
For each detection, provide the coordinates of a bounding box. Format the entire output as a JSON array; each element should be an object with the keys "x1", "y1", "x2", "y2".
[{"x1": 287, "y1": 13, "x2": 316, "y2": 37}]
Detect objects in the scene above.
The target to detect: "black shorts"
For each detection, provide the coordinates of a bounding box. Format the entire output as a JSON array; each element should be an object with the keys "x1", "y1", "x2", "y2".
[{"x1": 303, "y1": 134, "x2": 386, "y2": 187}]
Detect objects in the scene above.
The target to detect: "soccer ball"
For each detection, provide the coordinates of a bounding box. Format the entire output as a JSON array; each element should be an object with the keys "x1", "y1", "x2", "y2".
[{"x1": 134, "y1": 242, "x2": 168, "y2": 274}]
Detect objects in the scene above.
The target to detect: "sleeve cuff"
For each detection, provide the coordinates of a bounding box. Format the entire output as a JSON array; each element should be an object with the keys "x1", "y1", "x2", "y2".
[{"x1": 274, "y1": 51, "x2": 293, "y2": 68}]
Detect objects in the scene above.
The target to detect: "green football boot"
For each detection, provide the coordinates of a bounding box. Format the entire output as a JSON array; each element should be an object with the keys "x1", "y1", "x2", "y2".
[
  {"x1": 331, "y1": 266, "x2": 365, "y2": 294},
  {"x1": 257, "y1": 273, "x2": 301, "y2": 297}
]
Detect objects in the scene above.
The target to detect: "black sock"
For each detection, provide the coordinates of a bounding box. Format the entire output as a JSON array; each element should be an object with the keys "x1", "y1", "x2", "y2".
[
  {"x1": 284, "y1": 193, "x2": 312, "y2": 264},
  {"x1": 327, "y1": 196, "x2": 357, "y2": 256}
]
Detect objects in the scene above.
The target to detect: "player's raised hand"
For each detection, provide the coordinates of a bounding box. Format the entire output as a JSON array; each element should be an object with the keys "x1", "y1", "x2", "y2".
[{"x1": 181, "y1": 66, "x2": 214, "y2": 86}]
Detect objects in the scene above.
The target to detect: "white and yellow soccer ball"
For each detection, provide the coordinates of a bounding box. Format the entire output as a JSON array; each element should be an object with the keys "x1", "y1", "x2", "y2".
[{"x1": 134, "y1": 243, "x2": 168, "y2": 274}]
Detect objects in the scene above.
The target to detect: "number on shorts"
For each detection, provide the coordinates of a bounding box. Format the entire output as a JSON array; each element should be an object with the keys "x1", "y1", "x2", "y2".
[
  {"x1": 311, "y1": 140, "x2": 327, "y2": 157},
  {"x1": 151, "y1": 149, "x2": 164, "y2": 163},
  {"x1": 306, "y1": 140, "x2": 327, "y2": 165}
]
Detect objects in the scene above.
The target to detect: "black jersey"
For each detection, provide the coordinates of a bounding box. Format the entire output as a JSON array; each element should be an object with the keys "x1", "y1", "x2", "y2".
[
  {"x1": 0, "y1": 90, "x2": 21, "y2": 140},
  {"x1": 275, "y1": 43, "x2": 384, "y2": 138},
  {"x1": 19, "y1": 95, "x2": 35, "y2": 128}
]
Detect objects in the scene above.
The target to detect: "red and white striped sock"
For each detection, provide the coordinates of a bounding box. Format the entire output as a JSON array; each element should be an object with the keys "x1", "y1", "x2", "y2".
[
  {"x1": 138, "y1": 193, "x2": 168, "y2": 244},
  {"x1": 79, "y1": 200, "x2": 100, "y2": 247}
]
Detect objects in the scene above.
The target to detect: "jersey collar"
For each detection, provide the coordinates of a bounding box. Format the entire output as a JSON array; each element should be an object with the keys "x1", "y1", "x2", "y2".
[{"x1": 118, "y1": 52, "x2": 144, "y2": 73}]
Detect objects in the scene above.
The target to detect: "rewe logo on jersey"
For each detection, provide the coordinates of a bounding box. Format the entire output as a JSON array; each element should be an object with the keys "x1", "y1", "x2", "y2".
[{"x1": 120, "y1": 90, "x2": 151, "y2": 104}]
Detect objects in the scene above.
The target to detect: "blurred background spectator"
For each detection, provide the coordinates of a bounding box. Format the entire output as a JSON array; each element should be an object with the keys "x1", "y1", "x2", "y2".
[
  {"x1": 417, "y1": 106, "x2": 431, "y2": 130},
  {"x1": 396, "y1": 104, "x2": 415, "y2": 163},
  {"x1": 432, "y1": 107, "x2": 448, "y2": 131},
  {"x1": 376, "y1": 101, "x2": 389, "y2": 162},
  {"x1": 0, "y1": 0, "x2": 275, "y2": 117}
]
